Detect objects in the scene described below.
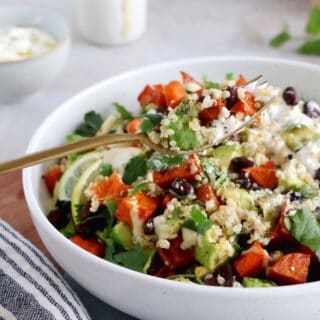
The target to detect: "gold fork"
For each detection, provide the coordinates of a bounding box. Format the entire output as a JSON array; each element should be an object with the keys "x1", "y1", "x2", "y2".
[{"x1": 0, "y1": 75, "x2": 274, "y2": 175}]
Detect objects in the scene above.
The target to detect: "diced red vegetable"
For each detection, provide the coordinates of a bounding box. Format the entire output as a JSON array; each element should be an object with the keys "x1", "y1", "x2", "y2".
[
  {"x1": 138, "y1": 84, "x2": 165, "y2": 107},
  {"x1": 272, "y1": 214, "x2": 298, "y2": 245},
  {"x1": 44, "y1": 165, "x2": 63, "y2": 194},
  {"x1": 115, "y1": 192, "x2": 160, "y2": 227},
  {"x1": 153, "y1": 154, "x2": 201, "y2": 187},
  {"x1": 180, "y1": 71, "x2": 203, "y2": 93},
  {"x1": 157, "y1": 235, "x2": 195, "y2": 270},
  {"x1": 246, "y1": 161, "x2": 278, "y2": 190},
  {"x1": 230, "y1": 91, "x2": 256, "y2": 116},
  {"x1": 234, "y1": 241, "x2": 268, "y2": 278},
  {"x1": 70, "y1": 234, "x2": 105, "y2": 257},
  {"x1": 235, "y1": 74, "x2": 247, "y2": 87},
  {"x1": 87, "y1": 172, "x2": 129, "y2": 204},
  {"x1": 126, "y1": 118, "x2": 143, "y2": 134},
  {"x1": 267, "y1": 253, "x2": 311, "y2": 285},
  {"x1": 196, "y1": 184, "x2": 220, "y2": 208},
  {"x1": 164, "y1": 80, "x2": 186, "y2": 107},
  {"x1": 153, "y1": 265, "x2": 176, "y2": 278},
  {"x1": 161, "y1": 194, "x2": 174, "y2": 209}
]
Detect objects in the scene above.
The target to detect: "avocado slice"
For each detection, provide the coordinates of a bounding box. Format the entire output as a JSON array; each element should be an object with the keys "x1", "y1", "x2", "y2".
[
  {"x1": 195, "y1": 234, "x2": 235, "y2": 272},
  {"x1": 211, "y1": 144, "x2": 242, "y2": 170},
  {"x1": 242, "y1": 277, "x2": 276, "y2": 288},
  {"x1": 282, "y1": 125, "x2": 320, "y2": 151},
  {"x1": 221, "y1": 186, "x2": 253, "y2": 210},
  {"x1": 111, "y1": 222, "x2": 134, "y2": 250}
]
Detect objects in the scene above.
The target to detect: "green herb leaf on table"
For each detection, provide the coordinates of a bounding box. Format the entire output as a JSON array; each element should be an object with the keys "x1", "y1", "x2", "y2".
[
  {"x1": 306, "y1": 8, "x2": 320, "y2": 35},
  {"x1": 113, "y1": 246, "x2": 149, "y2": 272},
  {"x1": 123, "y1": 155, "x2": 147, "y2": 185},
  {"x1": 113, "y1": 102, "x2": 134, "y2": 120},
  {"x1": 147, "y1": 152, "x2": 187, "y2": 172},
  {"x1": 297, "y1": 39, "x2": 320, "y2": 55},
  {"x1": 269, "y1": 30, "x2": 291, "y2": 48},
  {"x1": 284, "y1": 208, "x2": 320, "y2": 260},
  {"x1": 99, "y1": 163, "x2": 113, "y2": 177},
  {"x1": 140, "y1": 114, "x2": 163, "y2": 133},
  {"x1": 75, "y1": 111, "x2": 103, "y2": 137},
  {"x1": 183, "y1": 206, "x2": 212, "y2": 235}
]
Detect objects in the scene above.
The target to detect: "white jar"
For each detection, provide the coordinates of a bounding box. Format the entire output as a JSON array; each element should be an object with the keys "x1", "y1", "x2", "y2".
[{"x1": 76, "y1": 0, "x2": 147, "y2": 46}]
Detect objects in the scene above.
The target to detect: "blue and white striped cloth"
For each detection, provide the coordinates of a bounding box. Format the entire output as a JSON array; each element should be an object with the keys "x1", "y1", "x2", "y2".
[{"x1": 0, "y1": 219, "x2": 90, "y2": 320}]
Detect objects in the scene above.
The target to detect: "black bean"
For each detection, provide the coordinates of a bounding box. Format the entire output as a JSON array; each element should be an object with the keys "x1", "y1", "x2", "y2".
[
  {"x1": 203, "y1": 276, "x2": 219, "y2": 286},
  {"x1": 237, "y1": 234, "x2": 251, "y2": 250},
  {"x1": 233, "y1": 178, "x2": 252, "y2": 189},
  {"x1": 283, "y1": 86, "x2": 299, "y2": 106},
  {"x1": 143, "y1": 218, "x2": 155, "y2": 235},
  {"x1": 197, "y1": 94, "x2": 205, "y2": 103},
  {"x1": 48, "y1": 210, "x2": 68, "y2": 229},
  {"x1": 287, "y1": 154, "x2": 293, "y2": 160},
  {"x1": 79, "y1": 201, "x2": 91, "y2": 219},
  {"x1": 170, "y1": 178, "x2": 194, "y2": 196},
  {"x1": 216, "y1": 263, "x2": 236, "y2": 287},
  {"x1": 303, "y1": 100, "x2": 320, "y2": 119},
  {"x1": 229, "y1": 157, "x2": 255, "y2": 174},
  {"x1": 289, "y1": 191, "x2": 303, "y2": 202},
  {"x1": 226, "y1": 86, "x2": 238, "y2": 109},
  {"x1": 314, "y1": 168, "x2": 320, "y2": 181}
]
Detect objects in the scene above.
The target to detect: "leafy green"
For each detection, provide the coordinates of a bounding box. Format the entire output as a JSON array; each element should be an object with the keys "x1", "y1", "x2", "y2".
[
  {"x1": 106, "y1": 199, "x2": 118, "y2": 217},
  {"x1": 99, "y1": 163, "x2": 113, "y2": 177},
  {"x1": 290, "y1": 185, "x2": 318, "y2": 200},
  {"x1": 242, "y1": 277, "x2": 276, "y2": 288},
  {"x1": 140, "y1": 114, "x2": 163, "y2": 133},
  {"x1": 147, "y1": 152, "x2": 187, "y2": 172},
  {"x1": 297, "y1": 39, "x2": 320, "y2": 55},
  {"x1": 128, "y1": 182, "x2": 147, "y2": 196},
  {"x1": 285, "y1": 208, "x2": 320, "y2": 259},
  {"x1": 113, "y1": 246, "x2": 150, "y2": 272},
  {"x1": 201, "y1": 158, "x2": 221, "y2": 180},
  {"x1": 270, "y1": 30, "x2": 291, "y2": 48},
  {"x1": 226, "y1": 72, "x2": 235, "y2": 81},
  {"x1": 56, "y1": 200, "x2": 71, "y2": 214},
  {"x1": 64, "y1": 134, "x2": 86, "y2": 162},
  {"x1": 75, "y1": 111, "x2": 103, "y2": 137},
  {"x1": 183, "y1": 206, "x2": 212, "y2": 235},
  {"x1": 306, "y1": 8, "x2": 320, "y2": 35},
  {"x1": 201, "y1": 74, "x2": 220, "y2": 89},
  {"x1": 59, "y1": 219, "x2": 75, "y2": 238},
  {"x1": 113, "y1": 102, "x2": 133, "y2": 120},
  {"x1": 123, "y1": 155, "x2": 147, "y2": 185}
]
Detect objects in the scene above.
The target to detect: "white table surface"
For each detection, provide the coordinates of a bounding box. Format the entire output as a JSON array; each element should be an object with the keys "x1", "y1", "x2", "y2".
[{"x1": 0, "y1": 0, "x2": 317, "y2": 161}]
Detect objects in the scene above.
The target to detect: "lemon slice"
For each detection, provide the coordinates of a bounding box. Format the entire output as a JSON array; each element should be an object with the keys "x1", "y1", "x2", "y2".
[
  {"x1": 56, "y1": 151, "x2": 107, "y2": 202},
  {"x1": 71, "y1": 159, "x2": 102, "y2": 225}
]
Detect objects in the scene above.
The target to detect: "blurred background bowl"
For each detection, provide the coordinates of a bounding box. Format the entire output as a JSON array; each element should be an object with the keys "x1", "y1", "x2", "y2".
[{"x1": 0, "y1": 6, "x2": 71, "y2": 104}]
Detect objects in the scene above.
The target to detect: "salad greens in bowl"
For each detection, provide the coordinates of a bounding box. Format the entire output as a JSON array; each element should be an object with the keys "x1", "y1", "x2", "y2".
[{"x1": 23, "y1": 57, "x2": 320, "y2": 320}]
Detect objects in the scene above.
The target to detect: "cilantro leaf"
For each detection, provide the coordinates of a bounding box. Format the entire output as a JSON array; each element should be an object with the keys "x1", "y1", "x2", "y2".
[
  {"x1": 56, "y1": 200, "x2": 71, "y2": 214},
  {"x1": 113, "y1": 102, "x2": 133, "y2": 120},
  {"x1": 106, "y1": 199, "x2": 118, "y2": 217},
  {"x1": 147, "y1": 152, "x2": 187, "y2": 172},
  {"x1": 123, "y1": 155, "x2": 147, "y2": 185},
  {"x1": 297, "y1": 39, "x2": 320, "y2": 55},
  {"x1": 105, "y1": 238, "x2": 116, "y2": 263},
  {"x1": 99, "y1": 163, "x2": 113, "y2": 177},
  {"x1": 183, "y1": 206, "x2": 212, "y2": 235},
  {"x1": 201, "y1": 74, "x2": 220, "y2": 89},
  {"x1": 284, "y1": 208, "x2": 320, "y2": 259},
  {"x1": 75, "y1": 111, "x2": 103, "y2": 137},
  {"x1": 306, "y1": 8, "x2": 320, "y2": 35},
  {"x1": 113, "y1": 246, "x2": 149, "y2": 272},
  {"x1": 128, "y1": 182, "x2": 147, "y2": 196},
  {"x1": 270, "y1": 30, "x2": 291, "y2": 48},
  {"x1": 59, "y1": 219, "x2": 75, "y2": 238},
  {"x1": 226, "y1": 72, "x2": 235, "y2": 81},
  {"x1": 140, "y1": 114, "x2": 163, "y2": 133}
]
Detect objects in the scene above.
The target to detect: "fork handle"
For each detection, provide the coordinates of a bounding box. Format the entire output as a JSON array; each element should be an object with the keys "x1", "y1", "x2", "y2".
[{"x1": 0, "y1": 133, "x2": 143, "y2": 175}]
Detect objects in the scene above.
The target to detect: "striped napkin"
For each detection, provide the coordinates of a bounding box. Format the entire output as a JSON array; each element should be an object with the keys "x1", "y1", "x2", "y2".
[{"x1": 0, "y1": 219, "x2": 90, "y2": 320}]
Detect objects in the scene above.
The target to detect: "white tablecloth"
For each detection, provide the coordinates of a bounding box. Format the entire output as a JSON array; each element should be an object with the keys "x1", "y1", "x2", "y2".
[{"x1": 0, "y1": 0, "x2": 316, "y2": 161}]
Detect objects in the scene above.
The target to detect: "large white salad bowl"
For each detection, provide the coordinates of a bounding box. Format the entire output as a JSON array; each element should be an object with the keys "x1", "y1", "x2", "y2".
[{"x1": 23, "y1": 57, "x2": 320, "y2": 320}]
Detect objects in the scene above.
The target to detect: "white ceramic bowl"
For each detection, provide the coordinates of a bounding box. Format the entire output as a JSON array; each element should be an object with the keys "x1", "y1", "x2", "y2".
[
  {"x1": 23, "y1": 57, "x2": 320, "y2": 320},
  {"x1": 0, "y1": 6, "x2": 71, "y2": 104}
]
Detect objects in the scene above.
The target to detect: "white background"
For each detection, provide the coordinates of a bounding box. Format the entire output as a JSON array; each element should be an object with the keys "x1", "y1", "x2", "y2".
[{"x1": 0, "y1": 0, "x2": 315, "y2": 161}]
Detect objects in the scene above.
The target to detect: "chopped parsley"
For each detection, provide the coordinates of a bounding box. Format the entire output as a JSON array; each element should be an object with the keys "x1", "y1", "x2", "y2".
[
  {"x1": 123, "y1": 155, "x2": 147, "y2": 185},
  {"x1": 113, "y1": 102, "x2": 134, "y2": 120},
  {"x1": 75, "y1": 111, "x2": 103, "y2": 137}
]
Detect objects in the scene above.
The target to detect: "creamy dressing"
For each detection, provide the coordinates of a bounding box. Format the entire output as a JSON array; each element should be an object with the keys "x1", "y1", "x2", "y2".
[{"x1": 0, "y1": 26, "x2": 56, "y2": 62}]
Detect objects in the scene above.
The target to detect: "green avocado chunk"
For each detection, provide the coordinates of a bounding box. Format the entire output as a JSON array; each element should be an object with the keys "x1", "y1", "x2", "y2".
[
  {"x1": 222, "y1": 187, "x2": 253, "y2": 210},
  {"x1": 195, "y1": 233, "x2": 235, "y2": 272},
  {"x1": 282, "y1": 125, "x2": 320, "y2": 151},
  {"x1": 111, "y1": 222, "x2": 134, "y2": 250},
  {"x1": 211, "y1": 144, "x2": 242, "y2": 170},
  {"x1": 242, "y1": 277, "x2": 276, "y2": 288}
]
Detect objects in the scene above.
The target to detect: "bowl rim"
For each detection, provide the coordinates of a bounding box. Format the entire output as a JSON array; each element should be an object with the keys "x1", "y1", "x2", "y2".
[
  {"x1": 0, "y1": 5, "x2": 71, "y2": 65},
  {"x1": 23, "y1": 55, "x2": 320, "y2": 296}
]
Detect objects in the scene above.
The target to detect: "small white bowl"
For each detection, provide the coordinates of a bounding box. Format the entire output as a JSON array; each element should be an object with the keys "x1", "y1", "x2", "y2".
[
  {"x1": 0, "y1": 6, "x2": 71, "y2": 104},
  {"x1": 23, "y1": 57, "x2": 320, "y2": 320}
]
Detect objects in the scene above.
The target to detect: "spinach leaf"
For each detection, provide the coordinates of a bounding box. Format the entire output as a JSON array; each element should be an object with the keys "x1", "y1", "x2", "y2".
[
  {"x1": 75, "y1": 111, "x2": 103, "y2": 137},
  {"x1": 123, "y1": 155, "x2": 147, "y2": 185},
  {"x1": 306, "y1": 8, "x2": 320, "y2": 35},
  {"x1": 147, "y1": 152, "x2": 187, "y2": 172},
  {"x1": 113, "y1": 102, "x2": 134, "y2": 120},
  {"x1": 285, "y1": 208, "x2": 320, "y2": 259}
]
